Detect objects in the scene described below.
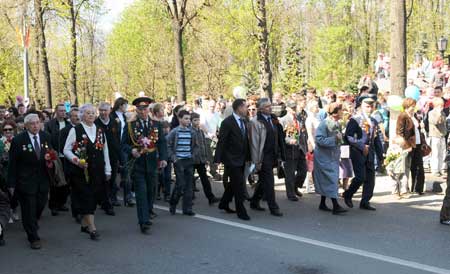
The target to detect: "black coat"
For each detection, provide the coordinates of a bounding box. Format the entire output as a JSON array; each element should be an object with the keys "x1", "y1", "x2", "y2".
[
  {"x1": 95, "y1": 118, "x2": 121, "y2": 163},
  {"x1": 214, "y1": 115, "x2": 250, "y2": 167},
  {"x1": 44, "y1": 118, "x2": 70, "y2": 154},
  {"x1": 7, "y1": 131, "x2": 52, "y2": 194}
]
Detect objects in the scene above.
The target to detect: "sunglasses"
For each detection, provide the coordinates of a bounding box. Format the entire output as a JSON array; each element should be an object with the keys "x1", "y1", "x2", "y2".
[{"x1": 3, "y1": 128, "x2": 13, "y2": 131}]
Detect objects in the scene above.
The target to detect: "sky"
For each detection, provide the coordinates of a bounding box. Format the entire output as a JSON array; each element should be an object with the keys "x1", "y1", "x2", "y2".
[{"x1": 99, "y1": 0, "x2": 135, "y2": 33}]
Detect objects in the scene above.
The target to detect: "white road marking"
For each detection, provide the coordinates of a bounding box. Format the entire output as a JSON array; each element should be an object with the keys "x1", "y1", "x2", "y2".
[{"x1": 154, "y1": 205, "x2": 450, "y2": 274}]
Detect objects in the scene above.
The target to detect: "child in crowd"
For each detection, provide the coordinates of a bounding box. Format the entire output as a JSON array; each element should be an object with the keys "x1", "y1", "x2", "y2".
[
  {"x1": 191, "y1": 112, "x2": 220, "y2": 205},
  {"x1": 157, "y1": 121, "x2": 172, "y2": 202},
  {"x1": 166, "y1": 110, "x2": 196, "y2": 216}
]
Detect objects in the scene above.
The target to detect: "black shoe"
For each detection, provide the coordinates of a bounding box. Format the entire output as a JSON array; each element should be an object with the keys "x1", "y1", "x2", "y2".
[
  {"x1": 125, "y1": 200, "x2": 135, "y2": 207},
  {"x1": 30, "y1": 240, "x2": 42, "y2": 250},
  {"x1": 183, "y1": 211, "x2": 196, "y2": 216},
  {"x1": 288, "y1": 196, "x2": 299, "y2": 202},
  {"x1": 343, "y1": 193, "x2": 353, "y2": 208},
  {"x1": 112, "y1": 201, "x2": 121, "y2": 207},
  {"x1": 319, "y1": 204, "x2": 332, "y2": 212},
  {"x1": 218, "y1": 204, "x2": 236, "y2": 213},
  {"x1": 250, "y1": 202, "x2": 265, "y2": 211},
  {"x1": 58, "y1": 206, "x2": 69, "y2": 212},
  {"x1": 144, "y1": 221, "x2": 153, "y2": 226},
  {"x1": 295, "y1": 189, "x2": 303, "y2": 197},
  {"x1": 51, "y1": 209, "x2": 59, "y2": 216},
  {"x1": 104, "y1": 208, "x2": 115, "y2": 216},
  {"x1": 169, "y1": 205, "x2": 176, "y2": 215},
  {"x1": 332, "y1": 205, "x2": 348, "y2": 215},
  {"x1": 360, "y1": 203, "x2": 376, "y2": 211},
  {"x1": 237, "y1": 214, "x2": 251, "y2": 221},
  {"x1": 89, "y1": 230, "x2": 100, "y2": 241},
  {"x1": 208, "y1": 197, "x2": 220, "y2": 205},
  {"x1": 81, "y1": 226, "x2": 90, "y2": 234},
  {"x1": 440, "y1": 220, "x2": 450, "y2": 225},
  {"x1": 140, "y1": 224, "x2": 150, "y2": 234},
  {"x1": 270, "y1": 209, "x2": 283, "y2": 217}
]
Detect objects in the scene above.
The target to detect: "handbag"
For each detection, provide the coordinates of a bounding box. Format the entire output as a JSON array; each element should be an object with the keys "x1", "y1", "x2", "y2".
[
  {"x1": 277, "y1": 162, "x2": 285, "y2": 179},
  {"x1": 419, "y1": 133, "x2": 431, "y2": 157}
]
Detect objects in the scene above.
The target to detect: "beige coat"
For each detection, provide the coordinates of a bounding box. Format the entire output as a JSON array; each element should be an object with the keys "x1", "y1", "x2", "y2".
[{"x1": 249, "y1": 116, "x2": 267, "y2": 168}]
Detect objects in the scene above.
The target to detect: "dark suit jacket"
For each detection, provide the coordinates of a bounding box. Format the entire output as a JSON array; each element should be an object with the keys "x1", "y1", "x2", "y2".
[
  {"x1": 7, "y1": 131, "x2": 52, "y2": 194},
  {"x1": 214, "y1": 115, "x2": 250, "y2": 167},
  {"x1": 345, "y1": 116, "x2": 384, "y2": 171},
  {"x1": 44, "y1": 118, "x2": 70, "y2": 155}
]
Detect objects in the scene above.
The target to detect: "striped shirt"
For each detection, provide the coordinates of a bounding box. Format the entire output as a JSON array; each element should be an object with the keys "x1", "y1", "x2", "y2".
[{"x1": 176, "y1": 127, "x2": 192, "y2": 159}]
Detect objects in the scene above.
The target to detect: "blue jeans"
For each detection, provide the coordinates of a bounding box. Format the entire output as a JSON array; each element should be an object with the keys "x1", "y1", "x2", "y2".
[
  {"x1": 133, "y1": 171, "x2": 157, "y2": 225},
  {"x1": 171, "y1": 159, "x2": 194, "y2": 213}
]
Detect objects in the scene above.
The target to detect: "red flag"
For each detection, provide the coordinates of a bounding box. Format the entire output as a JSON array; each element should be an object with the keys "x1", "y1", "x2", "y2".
[{"x1": 24, "y1": 27, "x2": 30, "y2": 48}]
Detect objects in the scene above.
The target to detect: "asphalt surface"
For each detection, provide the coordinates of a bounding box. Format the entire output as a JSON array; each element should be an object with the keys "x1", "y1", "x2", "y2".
[{"x1": 1, "y1": 174, "x2": 450, "y2": 274}]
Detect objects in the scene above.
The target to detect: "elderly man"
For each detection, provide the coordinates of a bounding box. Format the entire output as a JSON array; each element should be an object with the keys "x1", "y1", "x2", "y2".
[
  {"x1": 7, "y1": 113, "x2": 53, "y2": 249},
  {"x1": 95, "y1": 102, "x2": 121, "y2": 216},
  {"x1": 249, "y1": 98, "x2": 286, "y2": 217},
  {"x1": 343, "y1": 95, "x2": 384, "y2": 211},
  {"x1": 45, "y1": 104, "x2": 70, "y2": 216},
  {"x1": 123, "y1": 97, "x2": 168, "y2": 234}
]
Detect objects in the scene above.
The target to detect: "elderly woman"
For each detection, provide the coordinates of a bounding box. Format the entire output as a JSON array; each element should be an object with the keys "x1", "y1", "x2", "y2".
[
  {"x1": 64, "y1": 104, "x2": 111, "y2": 240},
  {"x1": 313, "y1": 103, "x2": 347, "y2": 215}
]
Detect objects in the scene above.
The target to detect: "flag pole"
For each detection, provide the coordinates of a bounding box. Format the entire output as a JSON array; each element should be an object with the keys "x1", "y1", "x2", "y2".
[{"x1": 22, "y1": 17, "x2": 29, "y2": 102}]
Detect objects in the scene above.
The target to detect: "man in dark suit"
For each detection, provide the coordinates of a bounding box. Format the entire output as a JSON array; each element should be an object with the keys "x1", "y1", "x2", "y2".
[
  {"x1": 95, "y1": 102, "x2": 120, "y2": 216},
  {"x1": 343, "y1": 95, "x2": 384, "y2": 211},
  {"x1": 249, "y1": 98, "x2": 286, "y2": 217},
  {"x1": 44, "y1": 104, "x2": 70, "y2": 216},
  {"x1": 7, "y1": 113, "x2": 53, "y2": 249},
  {"x1": 215, "y1": 99, "x2": 251, "y2": 221},
  {"x1": 59, "y1": 107, "x2": 81, "y2": 222},
  {"x1": 111, "y1": 97, "x2": 134, "y2": 207}
]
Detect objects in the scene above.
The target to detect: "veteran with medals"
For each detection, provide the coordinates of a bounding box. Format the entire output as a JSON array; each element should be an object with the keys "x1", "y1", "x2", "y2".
[
  {"x1": 123, "y1": 97, "x2": 167, "y2": 234},
  {"x1": 343, "y1": 95, "x2": 384, "y2": 211},
  {"x1": 63, "y1": 104, "x2": 111, "y2": 241}
]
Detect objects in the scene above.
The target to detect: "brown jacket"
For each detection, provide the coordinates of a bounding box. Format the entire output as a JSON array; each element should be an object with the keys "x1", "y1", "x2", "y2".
[{"x1": 396, "y1": 112, "x2": 416, "y2": 149}]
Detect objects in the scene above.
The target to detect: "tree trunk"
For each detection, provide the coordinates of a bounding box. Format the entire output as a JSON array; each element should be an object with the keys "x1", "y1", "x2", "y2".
[
  {"x1": 68, "y1": 0, "x2": 78, "y2": 105},
  {"x1": 256, "y1": 0, "x2": 272, "y2": 99},
  {"x1": 34, "y1": 0, "x2": 52, "y2": 108},
  {"x1": 390, "y1": 0, "x2": 407, "y2": 96},
  {"x1": 389, "y1": 0, "x2": 407, "y2": 144},
  {"x1": 173, "y1": 22, "x2": 187, "y2": 102}
]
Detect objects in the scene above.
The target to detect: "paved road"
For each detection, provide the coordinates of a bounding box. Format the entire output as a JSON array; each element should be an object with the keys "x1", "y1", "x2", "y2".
[{"x1": 1, "y1": 175, "x2": 450, "y2": 274}]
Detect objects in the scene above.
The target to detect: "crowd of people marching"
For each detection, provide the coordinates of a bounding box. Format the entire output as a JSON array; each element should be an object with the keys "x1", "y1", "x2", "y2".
[{"x1": 1, "y1": 72, "x2": 450, "y2": 250}]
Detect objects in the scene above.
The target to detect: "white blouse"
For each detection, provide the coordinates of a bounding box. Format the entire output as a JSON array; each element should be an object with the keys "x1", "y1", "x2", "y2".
[{"x1": 63, "y1": 122, "x2": 112, "y2": 176}]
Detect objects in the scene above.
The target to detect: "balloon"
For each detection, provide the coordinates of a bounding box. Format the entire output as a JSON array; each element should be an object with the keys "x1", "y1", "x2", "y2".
[
  {"x1": 233, "y1": 86, "x2": 247, "y2": 99},
  {"x1": 387, "y1": 95, "x2": 403, "y2": 111},
  {"x1": 404, "y1": 86, "x2": 420, "y2": 101}
]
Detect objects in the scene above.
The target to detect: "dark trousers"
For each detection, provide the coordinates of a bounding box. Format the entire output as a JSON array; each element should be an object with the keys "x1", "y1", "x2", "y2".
[
  {"x1": 17, "y1": 190, "x2": 48, "y2": 242},
  {"x1": 0, "y1": 190, "x2": 10, "y2": 229},
  {"x1": 284, "y1": 152, "x2": 307, "y2": 198},
  {"x1": 95, "y1": 179, "x2": 112, "y2": 210},
  {"x1": 219, "y1": 165, "x2": 247, "y2": 215},
  {"x1": 252, "y1": 156, "x2": 279, "y2": 210},
  {"x1": 109, "y1": 160, "x2": 119, "y2": 203},
  {"x1": 133, "y1": 171, "x2": 157, "y2": 224},
  {"x1": 171, "y1": 159, "x2": 194, "y2": 213},
  {"x1": 48, "y1": 185, "x2": 70, "y2": 210},
  {"x1": 346, "y1": 163, "x2": 375, "y2": 205},
  {"x1": 440, "y1": 164, "x2": 450, "y2": 221},
  {"x1": 158, "y1": 162, "x2": 172, "y2": 197},
  {"x1": 410, "y1": 146, "x2": 425, "y2": 193},
  {"x1": 194, "y1": 163, "x2": 215, "y2": 201}
]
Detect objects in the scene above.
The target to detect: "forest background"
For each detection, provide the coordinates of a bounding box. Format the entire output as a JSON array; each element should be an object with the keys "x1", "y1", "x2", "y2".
[{"x1": 0, "y1": 0, "x2": 448, "y2": 107}]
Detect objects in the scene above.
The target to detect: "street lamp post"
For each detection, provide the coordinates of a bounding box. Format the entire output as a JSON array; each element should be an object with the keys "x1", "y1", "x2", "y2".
[{"x1": 437, "y1": 36, "x2": 450, "y2": 65}]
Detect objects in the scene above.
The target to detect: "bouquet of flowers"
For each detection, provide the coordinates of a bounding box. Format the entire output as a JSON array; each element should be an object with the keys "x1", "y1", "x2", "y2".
[
  {"x1": 44, "y1": 149, "x2": 58, "y2": 169},
  {"x1": 285, "y1": 123, "x2": 299, "y2": 141},
  {"x1": 72, "y1": 134, "x2": 89, "y2": 183}
]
